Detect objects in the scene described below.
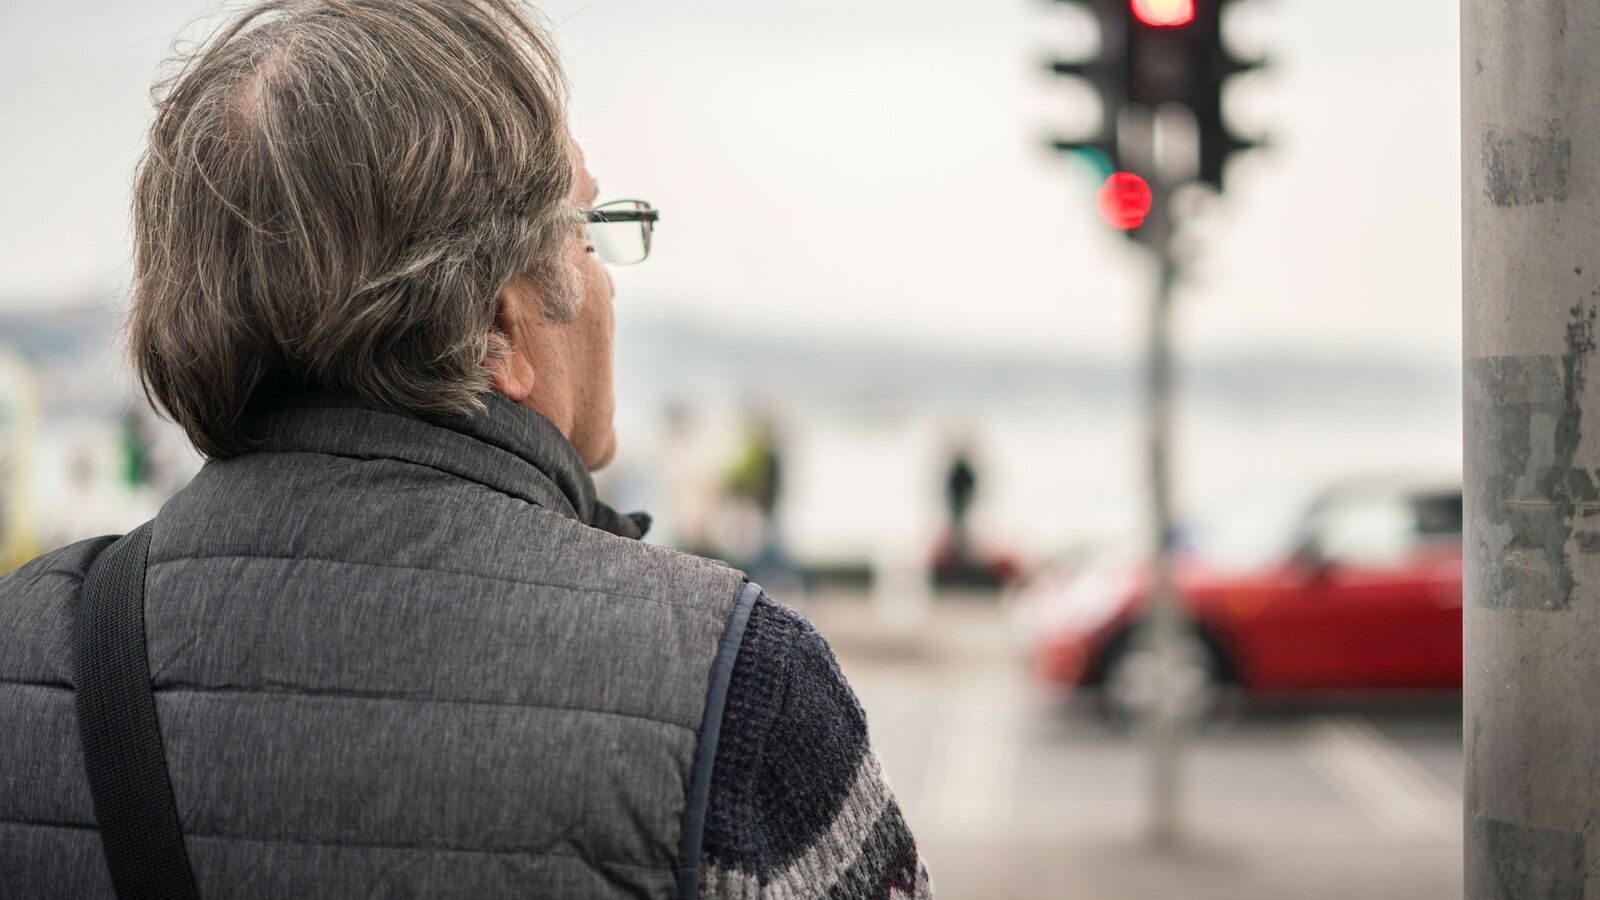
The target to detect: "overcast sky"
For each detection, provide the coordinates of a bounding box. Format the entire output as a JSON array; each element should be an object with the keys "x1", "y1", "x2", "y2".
[{"x1": 0, "y1": 0, "x2": 1460, "y2": 364}]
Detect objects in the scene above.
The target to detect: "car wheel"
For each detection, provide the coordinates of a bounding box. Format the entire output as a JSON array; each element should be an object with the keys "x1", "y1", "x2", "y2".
[{"x1": 1098, "y1": 624, "x2": 1227, "y2": 731}]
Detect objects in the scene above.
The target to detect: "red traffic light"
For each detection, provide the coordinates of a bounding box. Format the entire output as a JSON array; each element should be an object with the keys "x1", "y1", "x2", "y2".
[
  {"x1": 1097, "y1": 172, "x2": 1153, "y2": 230},
  {"x1": 1130, "y1": 0, "x2": 1195, "y2": 27}
]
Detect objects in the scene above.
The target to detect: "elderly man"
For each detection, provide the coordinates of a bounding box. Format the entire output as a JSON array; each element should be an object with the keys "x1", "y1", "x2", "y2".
[{"x1": 0, "y1": 2, "x2": 930, "y2": 897}]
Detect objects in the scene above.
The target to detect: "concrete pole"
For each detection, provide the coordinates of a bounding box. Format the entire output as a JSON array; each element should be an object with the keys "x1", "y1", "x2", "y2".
[{"x1": 1463, "y1": 1, "x2": 1600, "y2": 895}]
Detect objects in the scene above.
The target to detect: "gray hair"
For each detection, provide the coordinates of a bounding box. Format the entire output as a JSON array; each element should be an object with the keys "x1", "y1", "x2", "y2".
[{"x1": 128, "y1": 0, "x2": 582, "y2": 459}]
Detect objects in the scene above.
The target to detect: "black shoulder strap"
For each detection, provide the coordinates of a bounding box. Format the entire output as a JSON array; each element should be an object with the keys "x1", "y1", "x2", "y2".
[{"x1": 72, "y1": 521, "x2": 200, "y2": 900}]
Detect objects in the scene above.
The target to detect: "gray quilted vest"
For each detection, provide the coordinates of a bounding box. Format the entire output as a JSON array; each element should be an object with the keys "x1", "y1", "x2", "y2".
[{"x1": 0, "y1": 393, "x2": 753, "y2": 898}]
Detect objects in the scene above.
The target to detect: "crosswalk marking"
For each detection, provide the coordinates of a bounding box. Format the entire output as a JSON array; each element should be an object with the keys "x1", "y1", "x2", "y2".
[
  {"x1": 920, "y1": 670, "x2": 1022, "y2": 838},
  {"x1": 1299, "y1": 714, "x2": 1460, "y2": 844}
]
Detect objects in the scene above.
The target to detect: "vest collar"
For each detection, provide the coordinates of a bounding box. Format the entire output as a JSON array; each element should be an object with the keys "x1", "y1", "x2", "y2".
[{"x1": 245, "y1": 391, "x2": 649, "y2": 540}]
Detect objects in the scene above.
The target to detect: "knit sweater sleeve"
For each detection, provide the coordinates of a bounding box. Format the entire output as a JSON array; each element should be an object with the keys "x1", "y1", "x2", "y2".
[{"x1": 697, "y1": 593, "x2": 932, "y2": 899}]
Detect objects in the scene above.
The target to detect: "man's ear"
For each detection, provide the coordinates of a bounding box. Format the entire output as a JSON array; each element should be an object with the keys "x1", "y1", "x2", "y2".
[{"x1": 488, "y1": 286, "x2": 538, "y2": 402}]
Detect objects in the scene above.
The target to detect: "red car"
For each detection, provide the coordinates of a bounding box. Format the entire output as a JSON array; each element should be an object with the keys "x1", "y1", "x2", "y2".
[{"x1": 1016, "y1": 477, "x2": 1463, "y2": 722}]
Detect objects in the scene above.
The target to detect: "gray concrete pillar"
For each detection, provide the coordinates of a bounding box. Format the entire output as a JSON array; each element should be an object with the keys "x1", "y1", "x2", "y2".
[{"x1": 1464, "y1": 1, "x2": 1600, "y2": 896}]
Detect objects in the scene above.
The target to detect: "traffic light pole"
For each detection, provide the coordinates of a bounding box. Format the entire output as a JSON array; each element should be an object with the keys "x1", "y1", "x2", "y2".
[
  {"x1": 1463, "y1": 2, "x2": 1600, "y2": 895},
  {"x1": 1045, "y1": 0, "x2": 1263, "y2": 852},
  {"x1": 1138, "y1": 181, "x2": 1187, "y2": 849},
  {"x1": 1145, "y1": 254, "x2": 1185, "y2": 848}
]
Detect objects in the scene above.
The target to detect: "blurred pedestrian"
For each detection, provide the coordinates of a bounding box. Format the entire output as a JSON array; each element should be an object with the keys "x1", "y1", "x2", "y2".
[
  {"x1": 932, "y1": 434, "x2": 1009, "y2": 588},
  {"x1": 944, "y1": 443, "x2": 978, "y2": 563},
  {"x1": 725, "y1": 411, "x2": 802, "y2": 593},
  {"x1": 0, "y1": 3, "x2": 928, "y2": 897}
]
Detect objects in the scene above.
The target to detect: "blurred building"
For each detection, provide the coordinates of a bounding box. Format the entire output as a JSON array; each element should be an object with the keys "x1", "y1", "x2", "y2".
[
  {"x1": 0, "y1": 303, "x2": 196, "y2": 561},
  {"x1": 0, "y1": 348, "x2": 39, "y2": 571}
]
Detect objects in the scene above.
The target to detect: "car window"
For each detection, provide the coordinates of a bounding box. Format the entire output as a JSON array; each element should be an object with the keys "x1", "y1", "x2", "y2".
[
  {"x1": 1316, "y1": 495, "x2": 1414, "y2": 566},
  {"x1": 1412, "y1": 490, "x2": 1463, "y2": 539},
  {"x1": 1312, "y1": 489, "x2": 1462, "y2": 568}
]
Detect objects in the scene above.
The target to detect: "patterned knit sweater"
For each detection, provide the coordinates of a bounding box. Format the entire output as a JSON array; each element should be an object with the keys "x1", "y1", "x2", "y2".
[{"x1": 699, "y1": 593, "x2": 932, "y2": 899}]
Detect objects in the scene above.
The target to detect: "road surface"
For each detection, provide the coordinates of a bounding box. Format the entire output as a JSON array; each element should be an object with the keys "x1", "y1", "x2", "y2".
[{"x1": 805, "y1": 591, "x2": 1463, "y2": 900}]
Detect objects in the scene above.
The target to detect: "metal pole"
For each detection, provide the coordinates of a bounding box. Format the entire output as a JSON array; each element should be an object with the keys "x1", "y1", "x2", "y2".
[
  {"x1": 1145, "y1": 247, "x2": 1183, "y2": 849},
  {"x1": 1136, "y1": 180, "x2": 1186, "y2": 849},
  {"x1": 1463, "y1": 1, "x2": 1600, "y2": 895}
]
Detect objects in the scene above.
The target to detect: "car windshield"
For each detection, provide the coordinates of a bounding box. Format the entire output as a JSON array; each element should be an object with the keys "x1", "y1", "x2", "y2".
[{"x1": 1182, "y1": 483, "x2": 1463, "y2": 572}]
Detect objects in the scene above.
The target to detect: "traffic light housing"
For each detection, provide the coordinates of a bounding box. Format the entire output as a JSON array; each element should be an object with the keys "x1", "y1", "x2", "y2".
[
  {"x1": 1044, "y1": 4, "x2": 1129, "y2": 184},
  {"x1": 1128, "y1": 0, "x2": 1262, "y2": 190},
  {"x1": 1045, "y1": 0, "x2": 1263, "y2": 194}
]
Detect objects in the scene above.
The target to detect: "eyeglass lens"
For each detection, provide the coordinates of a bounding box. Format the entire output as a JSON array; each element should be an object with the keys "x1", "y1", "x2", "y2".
[{"x1": 588, "y1": 201, "x2": 653, "y2": 266}]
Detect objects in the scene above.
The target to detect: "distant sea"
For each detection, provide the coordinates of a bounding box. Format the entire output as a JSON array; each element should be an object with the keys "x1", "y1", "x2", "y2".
[
  {"x1": 609, "y1": 318, "x2": 1461, "y2": 566},
  {"x1": 3, "y1": 303, "x2": 1461, "y2": 564}
]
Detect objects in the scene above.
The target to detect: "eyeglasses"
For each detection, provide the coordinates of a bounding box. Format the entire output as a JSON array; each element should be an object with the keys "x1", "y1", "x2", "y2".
[{"x1": 584, "y1": 200, "x2": 658, "y2": 266}]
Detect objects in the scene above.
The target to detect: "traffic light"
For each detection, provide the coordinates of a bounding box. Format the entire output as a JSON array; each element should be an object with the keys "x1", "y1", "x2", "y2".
[
  {"x1": 1098, "y1": 171, "x2": 1153, "y2": 230},
  {"x1": 1045, "y1": 0, "x2": 1263, "y2": 195},
  {"x1": 1044, "y1": 1, "x2": 1129, "y2": 184},
  {"x1": 1127, "y1": 0, "x2": 1262, "y2": 190},
  {"x1": 1130, "y1": 0, "x2": 1194, "y2": 28}
]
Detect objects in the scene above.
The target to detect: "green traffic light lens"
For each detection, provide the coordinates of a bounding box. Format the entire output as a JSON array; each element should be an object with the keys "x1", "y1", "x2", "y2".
[{"x1": 1069, "y1": 146, "x2": 1115, "y2": 181}]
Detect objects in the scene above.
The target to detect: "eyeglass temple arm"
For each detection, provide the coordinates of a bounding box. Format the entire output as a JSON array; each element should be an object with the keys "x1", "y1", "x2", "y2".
[{"x1": 585, "y1": 208, "x2": 659, "y2": 225}]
